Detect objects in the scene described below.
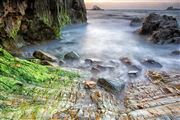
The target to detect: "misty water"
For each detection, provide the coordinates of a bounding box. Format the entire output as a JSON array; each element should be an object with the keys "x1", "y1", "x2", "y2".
[{"x1": 22, "y1": 10, "x2": 180, "y2": 82}]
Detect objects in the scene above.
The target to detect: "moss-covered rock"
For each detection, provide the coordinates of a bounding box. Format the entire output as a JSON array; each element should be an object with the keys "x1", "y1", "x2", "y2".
[
  {"x1": 0, "y1": 48, "x2": 80, "y2": 119},
  {"x1": 0, "y1": 0, "x2": 87, "y2": 50}
]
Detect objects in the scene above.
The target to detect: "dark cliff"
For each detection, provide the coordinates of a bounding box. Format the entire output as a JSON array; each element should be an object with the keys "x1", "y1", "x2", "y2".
[{"x1": 0, "y1": 0, "x2": 87, "y2": 50}]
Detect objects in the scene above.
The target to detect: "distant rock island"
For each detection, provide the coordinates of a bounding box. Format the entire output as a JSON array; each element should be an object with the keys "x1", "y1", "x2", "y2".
[
  {"x1": 167, "y1": 6, "x2": 180, "y2": 10},
  {"x1": 92, "y1": 5, "x2": 104, "y2": 10}
]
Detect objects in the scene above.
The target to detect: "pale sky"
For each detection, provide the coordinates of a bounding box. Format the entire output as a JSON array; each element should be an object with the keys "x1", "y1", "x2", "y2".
[
  {"x1": 85, "y1": 0, "x2": 180, "y2": 9},
  {"x1": 85, "y1": 0, "x2": 176, "y2": 2}
]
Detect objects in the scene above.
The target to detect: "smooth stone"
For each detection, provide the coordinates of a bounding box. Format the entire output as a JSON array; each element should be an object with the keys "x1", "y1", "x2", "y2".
[
  {"x1": 33, "y1": 50, "x2": 58, "y2": 62},
  {"x1": 96, "y1": 65, "x2": 115, "y2": 71},
  {"x1": 141, "y1": 58, "x2": 163, "y2": 68},
  {"x1": 97, "y1": 78, "x2": 125, "y2": 92},
  {"x1": 128, "y1": 70, "x2": 139, "y2": 77},
  {"x1": 64, "y1": 51, "x2": 80, "y2": 60}
]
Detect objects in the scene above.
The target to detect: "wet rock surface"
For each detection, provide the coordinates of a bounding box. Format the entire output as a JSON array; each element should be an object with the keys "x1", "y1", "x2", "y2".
[
  {"x1": 130, "y1": 17, "x2": 143, "y2": 27},
  {"x1": 140, "y1": 13, "x2": 180, "y2": 44},
  {"x1": 47, "y1": 70, "x2": 180, "y2": 120},
  {"x1": 64, "y1": 51, "x2": 80, "y2": 60},
  {"x1": 141, "y1": 58, "x2": 163, "y2": 68},
  {"x1": 97, "y1": 78, "x2": 125, "y2": 92},
  {"x1": 33, "y1": 50, "x2": 58, "y2": 62}
]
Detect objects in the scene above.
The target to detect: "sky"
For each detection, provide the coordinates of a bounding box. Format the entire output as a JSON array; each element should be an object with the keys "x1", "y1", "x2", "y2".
[{"x1": 85, "y1": 0, "x2": 180, "y2": 9}]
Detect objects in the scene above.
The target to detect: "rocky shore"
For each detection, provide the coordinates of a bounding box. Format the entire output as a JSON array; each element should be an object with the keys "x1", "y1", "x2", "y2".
[{"x1": 0, "y1": 1, "x2": 180, "y2": 119}]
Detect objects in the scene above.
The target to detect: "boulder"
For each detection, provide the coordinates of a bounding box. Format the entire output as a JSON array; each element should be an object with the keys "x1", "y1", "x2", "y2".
[
  {"x1": 92, "y1": 5, "x2": 103, "y2": 10},
  {"x1": 130, "y1": 17, "x2": 143, "y2": 27},
  {"x1": 96, "y1": 65, "x2": 115, "y2": 72},
  {"x1": 33, "y1": 50, "x2": 58, "y2": 62},
  {"x1": 140, "y1": 13, "x2": 178, "y2": 35},
  {"x1": 97, "y1": 78, "x2": 125, "y2": 92},
  {"x1": 64, "y1": 51, "x2": 80, "y2": 60},
  {"x1": 151, "y1": 29, "x2": 180, "y2": 44},
  {"x1": 171, "y1": 50, "x2": 180, "y2": 56},
  {"x1": 128, "y1": 71, "x2": 139, "y2": 78},
  {"x1": 41, "y1": 60, "x2": 59, "y2": 67},
  {"x1": 85, "y1": 58, "x2": 102, "y2": 65},
  {"x1": 141, "y1": 58, "x2": 163, "y2": 68},
  {"x1": 139, "y1": 13, "x2": 180, "y2": 44}
]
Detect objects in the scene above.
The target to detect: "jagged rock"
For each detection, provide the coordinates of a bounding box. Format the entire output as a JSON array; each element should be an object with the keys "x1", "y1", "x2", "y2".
[
  {"x1": 97, "y1": 78, "x2": 125, "y2": 92},
  {"x1": 151, "y1": 29, "x2": 180, "y2": 44},
  {"x1": 33, "y1": 50, "x2": 58, "y2": 62},
  {"x1": 92, "y1": 5, "x2": 103, "y2": 10},
  {"x1": 64, "y1": 51, "x2": 80, "y2": 60},
  {"x1": 141, "y1": 58, "x2": 163, "y2": 68},
  {"x1": 139, "y1": 13, "x2": 179, "y2": 44},
  {"x1": 84, "y1": 80, "x2": 96, "y2": 89},
  {"x1": 130, "y1": 17, "x2": 143, "y2": 27}
]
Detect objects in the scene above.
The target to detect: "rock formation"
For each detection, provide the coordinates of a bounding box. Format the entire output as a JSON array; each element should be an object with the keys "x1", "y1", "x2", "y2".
[
  {"x1": 139, "y1": 13, "x2": 180, "y2": 44},
  {"x1": 92, "y1": 5, "x2": 103, "y2": 10},
  {"x1": 0, "y1": 0, "x2": 87, "y2": 50}
]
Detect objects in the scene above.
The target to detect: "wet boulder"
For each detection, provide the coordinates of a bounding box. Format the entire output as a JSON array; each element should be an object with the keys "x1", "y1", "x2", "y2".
[
  {"x1": 130, "y1": 17, "x2": 143, "y2": 27},
  {"x1": 97, "y1": 78, "x2": 125, "y2": 92},
  {"x1": 139, "y1": 13, "x2": 180, "y2": 44},
  {"x1": 64, "y1": 51, "x2": 80, "y2": 60},
  {"x1": 85, "y1": 58, "x2": 103, "y2": 65},
  {"x1": 41, "y1": 60, "x2": 59, "y2": 67},
  {"x1": 140, "y1": 13, "x2": 178, "y2": 34},
  {"x1": 171, "y1": 50, "x2": 180, "y2": 56},
  {"x1": 128, "y1": 65, "x2": 142, "y2": 77},
  {"x1": 128, "y1": 71, "x2": 139, "y2": 78},
  {"x1": 151, "y1": 29, "x2": 180, "y2": 44},
  {"x1": 33, "y1": 50, "x2": 58, "y2": 62},
  {"x1": 141, "y1": 58, "x2": 163, "y2": 68}
]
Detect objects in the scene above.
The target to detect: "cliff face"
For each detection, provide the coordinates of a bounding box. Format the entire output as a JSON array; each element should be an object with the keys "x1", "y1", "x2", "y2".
[{"x1": 0, "y1": 0, "x2": 87, "y2": 50}]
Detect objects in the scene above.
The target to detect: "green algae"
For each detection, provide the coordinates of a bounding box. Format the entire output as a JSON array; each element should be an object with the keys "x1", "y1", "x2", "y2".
[{"x1": 0, "y1": 48, "x2": 80, "y2": 119}]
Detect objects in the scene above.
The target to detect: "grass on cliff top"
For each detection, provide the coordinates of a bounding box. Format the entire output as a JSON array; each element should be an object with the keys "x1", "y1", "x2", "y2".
[{"x1": 0, "y1": 48, "x2": 79, "y2": 93}]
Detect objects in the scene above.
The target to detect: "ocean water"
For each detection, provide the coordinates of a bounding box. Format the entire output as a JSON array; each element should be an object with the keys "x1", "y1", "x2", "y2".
[{"x1": 22, "y1": 10, "x2": 180, "y2": 81}]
